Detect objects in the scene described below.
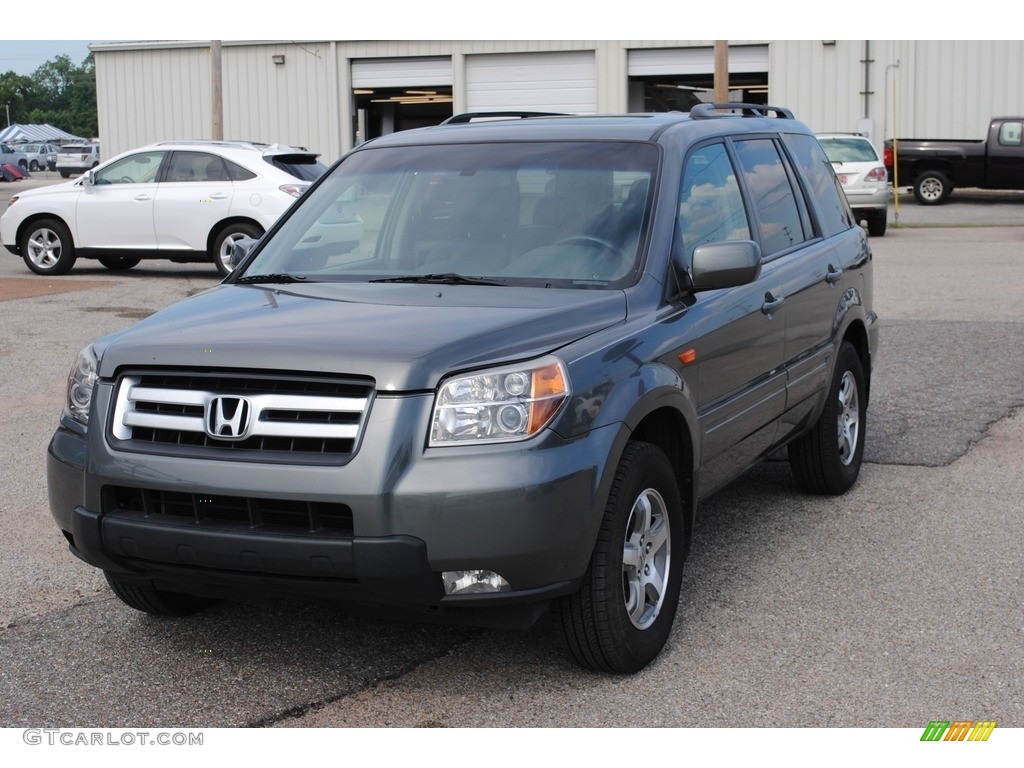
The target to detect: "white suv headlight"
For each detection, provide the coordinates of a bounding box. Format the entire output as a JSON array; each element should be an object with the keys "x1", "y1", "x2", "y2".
[
  {"x1": 64, "y1": 345, "x2": 98, "y2": 425},
  {"x1": 430, "y1": 357, "x2": 569, "y2": 446}
]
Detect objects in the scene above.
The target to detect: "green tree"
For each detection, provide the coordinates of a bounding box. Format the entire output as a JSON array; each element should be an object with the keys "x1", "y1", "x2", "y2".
[{"x1": 1, "y1": 53, "x2": 97, "y2": 138}]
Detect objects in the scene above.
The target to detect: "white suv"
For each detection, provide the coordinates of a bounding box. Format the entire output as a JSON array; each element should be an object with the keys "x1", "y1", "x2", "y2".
[
  {"x1": 2, "y1": 140, "x2": 339, "y2": 276},
  {"x1": 816, "y1": 133, "x2": 890, "y2": 236},
  {"x1": 55, "y1": 144, "x2": 101, "y2": 177}
]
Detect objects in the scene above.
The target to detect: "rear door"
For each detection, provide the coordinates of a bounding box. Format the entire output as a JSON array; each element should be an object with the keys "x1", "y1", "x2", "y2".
[{"x1": 153, "y1": 151, "x2": 236, "y2": 251}]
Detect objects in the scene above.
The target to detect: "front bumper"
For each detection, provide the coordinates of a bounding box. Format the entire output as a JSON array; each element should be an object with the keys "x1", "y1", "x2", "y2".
[{"x1": 48, "y1": 388, "x2": 622, "y2": 624}]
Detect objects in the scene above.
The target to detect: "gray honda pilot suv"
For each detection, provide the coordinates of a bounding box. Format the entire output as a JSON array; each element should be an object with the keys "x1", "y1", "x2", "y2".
[{"x1": 49, "y1": 105, "x2": 878, "y2": 673}]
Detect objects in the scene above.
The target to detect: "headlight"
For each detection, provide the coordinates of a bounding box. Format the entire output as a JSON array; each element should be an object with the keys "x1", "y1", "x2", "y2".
[
  {"x1": 430, "y1": 357, "x2": 569, "y2": 446},
  {"x1": 64, "y1": 345, "x2": 98, "y2": 425}
]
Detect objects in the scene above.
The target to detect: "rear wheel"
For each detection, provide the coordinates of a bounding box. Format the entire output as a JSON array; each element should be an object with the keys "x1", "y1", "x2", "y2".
[
  {"x1": 554, "y1": 441, "x2": 684, "y2": 673},
  {"x1": 29, "y1": 160, "x2": 40, "y2": 172},
  {"x1": 98, "y1": 255, "x2": 142, "y2": 271},
  {"x1": 789, "y1": 341, "x2": 866, "y2": 495},
  {"x1": 867, "y1": 211, "x2": 887, "y2": 236},
  {"x1": 105, "y1": 572, "x2": 219, "y2": 616},
  {"x1": 211, "y1": 222, "x2": 263, "y2": 276},
  {"x1": 20, "y1": 219, "x2": 77, "y2": 275},
  {"x1": 913, "y1": 171, "x2": 952, "y2": 205}
]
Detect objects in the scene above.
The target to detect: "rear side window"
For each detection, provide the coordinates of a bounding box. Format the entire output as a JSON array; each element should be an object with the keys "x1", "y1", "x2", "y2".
[
  {"x1": 784, "y1": 133, "x2": 856, "y2": 238},
  {"x1": 998, "y1": 121, "x2": 1022, "y2": 146},
  {"x1": 676, "y1": 142, "x2": 751, "y2": 264},
  {"x1": 732, "y1": 138, "x2": 807, "y2": 256}
]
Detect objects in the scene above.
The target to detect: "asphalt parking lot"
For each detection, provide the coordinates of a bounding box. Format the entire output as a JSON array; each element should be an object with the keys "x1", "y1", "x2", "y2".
[{"x1": 0, "y1": 179, "x2": 1022, "y2": 733}]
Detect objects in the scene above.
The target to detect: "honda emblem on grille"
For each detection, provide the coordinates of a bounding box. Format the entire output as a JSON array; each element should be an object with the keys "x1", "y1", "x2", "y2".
[{"x1": 206, "y1": 396, "x2": 252, "y2": 441}]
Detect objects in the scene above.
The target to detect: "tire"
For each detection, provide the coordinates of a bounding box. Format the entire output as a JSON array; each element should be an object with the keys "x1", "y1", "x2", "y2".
[
  {"x1": 554, "y1": 441, "x2": 685, "y2": 673},
  {"x1": 789, "y1": 341, "x2": 867, "y2": 495},
  {"x1": 105, "y1": 572, "x2": 219, "y2": 617},
  {"x1": 20, "y1": 219, "x2": 77, "y2": 275},
  {"x1": 98, "y1": 255, "x2": 142, "y2": 271},
  {"x1": 29, "y1": 160, "x2": 40, "y2": 172},
  {"x1": 867, "y1": 211, "x2": 887, "y2": 236},
  {"x1": 18, "y1": 160, "x2": 28, "y2": 172},
  {"x1": 211, "y1": 222, "x2": 263, "y2": 276},
  {"x1": 913, "y1": 171, "x2": 952, "y2": 205},
  {"x1": 59, "y1": 170, "x2": 70, "y2": 178}
]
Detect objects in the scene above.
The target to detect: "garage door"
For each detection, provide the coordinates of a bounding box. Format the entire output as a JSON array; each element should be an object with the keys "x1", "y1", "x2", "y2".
[
  {"x1": 628, "y1": 45, "x2": 769, "y2": 76},
  {"x1": 351, "y1": 57, "x2": 453, "y2": 89},
  {"x1": 466, "y1": 51, "x2": 597, "y2": 113}
]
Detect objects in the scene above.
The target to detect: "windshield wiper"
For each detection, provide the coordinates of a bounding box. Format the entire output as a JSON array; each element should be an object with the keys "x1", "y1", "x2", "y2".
[
  {"x1": 234, "y1": 273, "x2": 309, "y2": 284},
  {"x1": 369, "y1": 272, "x2": 505, "y2": 286}
]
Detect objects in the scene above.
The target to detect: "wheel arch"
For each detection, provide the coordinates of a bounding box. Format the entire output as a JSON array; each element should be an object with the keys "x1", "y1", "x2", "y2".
[{"x1": 16, "y1": 213, "x2": 76, "y2": 254}]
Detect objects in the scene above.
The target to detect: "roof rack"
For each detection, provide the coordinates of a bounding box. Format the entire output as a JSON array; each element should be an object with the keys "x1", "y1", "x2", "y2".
[
  {"x1": 442, "y1": 111, "x2": 569, "y2": 125},
  {"x1": 689, "y1": 103, "x2": 795, "y2": 120}
]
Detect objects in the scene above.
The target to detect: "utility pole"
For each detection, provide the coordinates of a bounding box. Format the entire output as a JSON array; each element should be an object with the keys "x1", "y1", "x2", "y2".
[
  {"x1": 211, "y1": 41, "x2": 223, "y2": 140},
  {"x1": 714, "y1": 41, "x2": 729, "y2": 103}
]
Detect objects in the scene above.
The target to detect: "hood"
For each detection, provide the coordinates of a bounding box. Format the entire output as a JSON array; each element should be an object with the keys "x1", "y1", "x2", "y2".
[{"x1": 95, "y1": 282, "x2": 627, "y2": 391}]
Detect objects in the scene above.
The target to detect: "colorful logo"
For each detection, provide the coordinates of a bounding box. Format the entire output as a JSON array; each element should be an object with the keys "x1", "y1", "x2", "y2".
[{"x1": 921, "y1": 721, "x2": 997, "y2": 742}]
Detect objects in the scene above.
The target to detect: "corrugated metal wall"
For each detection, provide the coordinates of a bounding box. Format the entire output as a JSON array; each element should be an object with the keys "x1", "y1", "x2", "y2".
[{"x1": 95, "y1": 40, "x2": 1024, "y2": 160}]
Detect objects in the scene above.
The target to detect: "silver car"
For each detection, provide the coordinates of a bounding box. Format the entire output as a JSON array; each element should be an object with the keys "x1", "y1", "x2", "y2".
[{"x1": 817, "y1": 133, "x2": 891, "y2": 236}]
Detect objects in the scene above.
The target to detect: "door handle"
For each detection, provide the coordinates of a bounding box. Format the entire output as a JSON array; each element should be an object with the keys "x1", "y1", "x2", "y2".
[
  {"x1": 826, "y1": 264, "x2": 844, "y2": 284},
  {"x1": 210, "y1": 193, "x2": 229, "y2": 200},
  {"x1": 133, "y1": 194, "x2": 151, "y2": 201},
  {"x1": 761, "y1": 293, "x2": 784, "y2": 315}
]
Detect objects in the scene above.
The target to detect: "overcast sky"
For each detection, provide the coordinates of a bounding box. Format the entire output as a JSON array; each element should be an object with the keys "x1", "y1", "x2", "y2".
[{"x1": 0, "y1": 40, "x2": 97, "y2": 75}]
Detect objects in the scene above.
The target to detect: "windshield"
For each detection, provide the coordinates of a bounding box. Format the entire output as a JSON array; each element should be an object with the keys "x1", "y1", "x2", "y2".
[{"x1": 240, "y1": 141, "x2": 658, "y2": 289}]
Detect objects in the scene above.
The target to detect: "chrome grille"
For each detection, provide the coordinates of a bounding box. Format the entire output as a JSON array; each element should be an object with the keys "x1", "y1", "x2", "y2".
[{"x1": 109, "y1": 372, "x2": 374, "y2": 464}]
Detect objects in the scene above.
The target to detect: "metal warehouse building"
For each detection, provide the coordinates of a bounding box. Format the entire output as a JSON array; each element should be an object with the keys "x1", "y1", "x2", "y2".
[{"x1": 92, "y1": 40, "x2": 1024, "y2": 162}]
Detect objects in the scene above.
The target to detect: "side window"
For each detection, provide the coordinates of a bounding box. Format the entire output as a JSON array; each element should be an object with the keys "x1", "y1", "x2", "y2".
[
  {"x1": 676, "y1": 142, "x2": 751, "y2": 264},
  {"x1": 225, "y1": 158, "x2": 257, "y2": 181},
  {"x1": 93, "y1": 151, "x2": 165, "y2": 185},
  {"x1": 783, "y1": 133, "x2": 855, "y2": 238},
  {"x1": 998, "y1": 121, "x2": 1022, "y2": 146},
  {"x1": 166, "y1": 151, "x2": 233, "y2": 182},
  {"x1": 733, "y1": 138, "x2": 808, "y2": 256}
]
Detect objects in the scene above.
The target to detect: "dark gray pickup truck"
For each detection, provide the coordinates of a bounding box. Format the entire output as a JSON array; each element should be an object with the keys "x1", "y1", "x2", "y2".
[
  {"x1": 885, "y1": 117, "x2": 1024, "y2": 204},
  {"x1": 48, "y1": 105, "x2": 879, "y2": 673}
]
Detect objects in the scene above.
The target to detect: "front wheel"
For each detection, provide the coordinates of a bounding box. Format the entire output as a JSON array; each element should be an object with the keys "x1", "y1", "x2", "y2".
[
  {"x1": 554, "y1": 441, "x2": 685, "y2": 673},
  {"x1": 913, "y1": 171, "x2": 952, "y2": 205},
  {"x1": 211, "y1": 222, "x2": 263, "y2": 276},
  {"x1": 789, "y1": 341, "x2": 867, "y2": 495},
  {"x1": 20, "y1": 219, "x2": 77, "y2": 275},
  {"x1": 105, "y1": 572, "x2": 220, "y2": 616},
  {"x1": 29, "y1": 160, "x2": 40, "y2": 172}
]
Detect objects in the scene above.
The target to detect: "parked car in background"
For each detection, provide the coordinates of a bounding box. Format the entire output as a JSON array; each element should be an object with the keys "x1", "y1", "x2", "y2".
[
  {"x1": 0, "y1": 143, "x2": 29, "y2": 172},
  {"x1": 55, "y1": 144, "x2": 101, "y2": 177},
  {"x1": 44, "y1": 106, "x2": 878, "y2": 674},
  {"x1": 884, "y1": 116, "x2": 1024, "y2": 205},
  {"x1": 816, "y1": 133, "x2": 889, "y2": 236},
  {"x1": 16, "y1": 143, "x2": 61, "y2": 172},
  {"x1": 2, "y1": 139, "x2": 335, "y2": 276}
]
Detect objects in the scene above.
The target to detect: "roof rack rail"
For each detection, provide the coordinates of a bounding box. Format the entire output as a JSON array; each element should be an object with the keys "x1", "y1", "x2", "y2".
[
  {"x1": 689, "y1": 103, "x2": 795, "y2": 120},
  {"x1": 442, "y1": 111, "x2": 569, "y2": 125}
]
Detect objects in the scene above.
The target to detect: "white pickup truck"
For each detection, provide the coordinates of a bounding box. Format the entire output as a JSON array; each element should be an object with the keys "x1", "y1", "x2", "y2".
[{"x1": 0, "y1": 143, "x2": 29, "y2": 172}]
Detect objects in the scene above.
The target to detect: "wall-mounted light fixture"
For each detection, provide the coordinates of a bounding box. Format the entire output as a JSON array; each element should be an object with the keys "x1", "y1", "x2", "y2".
[{"x1": 272, "y1": 54, "x2": 286, "y2": 65}]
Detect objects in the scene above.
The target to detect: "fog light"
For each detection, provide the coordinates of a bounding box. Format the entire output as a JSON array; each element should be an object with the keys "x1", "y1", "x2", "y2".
[{"x1": 442, "y1": 569, "x2": 511, "y2": 595}]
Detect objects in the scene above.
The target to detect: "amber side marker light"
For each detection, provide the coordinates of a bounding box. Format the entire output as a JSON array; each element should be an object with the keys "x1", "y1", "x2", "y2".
[{"x1": 678, "y1": 349, "x2": 697, "y2": 365}]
